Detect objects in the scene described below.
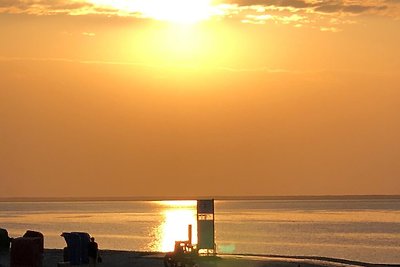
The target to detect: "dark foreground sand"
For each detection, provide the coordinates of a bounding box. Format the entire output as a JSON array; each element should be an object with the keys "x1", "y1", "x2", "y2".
[{"x1": 0, "y1": 250, "x2": 398, "y2": 267}]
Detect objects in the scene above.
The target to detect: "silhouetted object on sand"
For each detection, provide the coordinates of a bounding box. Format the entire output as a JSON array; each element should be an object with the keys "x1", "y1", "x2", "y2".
[
  {"x1": 10, "y1": 231, "x2": 44, "y2": 267},
  {"x1": 164, "y1": 240, "x2": 198, "y2": 267},
  {"x1": 88, "y1": 237, "x2": 99, "y2": 267},
  {"x1": 61, "y1": 232, "x2": 81, "y2": 265},
  {"x1": 23, "y1": 230, "x2": 44, "y2": 253},
  {"x1": 197, "y1": 199, "x2": 215, "y2": 255},
  {"x1": 61, "y1": 232, "x2": 91, "y2": 265},
  {"x1": 0, "y1": 228, "x2": 12, "y2": 251},
  {"x1": 75, "y1": 232, "x2": 91, "y2": 264}
]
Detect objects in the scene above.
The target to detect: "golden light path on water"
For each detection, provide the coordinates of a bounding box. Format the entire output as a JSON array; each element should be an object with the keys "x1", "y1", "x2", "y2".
[{"x1": 152, "y1": 201, "x2": 198, "y2": 252}]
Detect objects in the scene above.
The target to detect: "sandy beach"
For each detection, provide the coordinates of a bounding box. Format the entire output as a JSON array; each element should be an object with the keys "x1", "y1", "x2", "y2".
[{"x1": 1, "y1": 249, "x2": 397, "y2": 267}]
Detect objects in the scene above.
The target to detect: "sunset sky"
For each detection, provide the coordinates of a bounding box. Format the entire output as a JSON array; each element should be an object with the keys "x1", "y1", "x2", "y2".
[{"x1": 1, "y1": 0, "x2": 400, "y2": 198}]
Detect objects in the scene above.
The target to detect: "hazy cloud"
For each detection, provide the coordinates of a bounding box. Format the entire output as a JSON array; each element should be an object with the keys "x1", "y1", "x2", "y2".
[
  {"x1": 230, "y1": 0, "x2": 313, "y2": 8},
  {"x1": 82, "y1": 31, "x2": 95, "y2": 37},
  {"x1": 0, "y1": 0, "x2": 397, "y2": 31},
  {"x1": 0, "y1": 0, "x2": 392, "y2": 15},
  {"x1": 315, "y1": 3, "x2": 387, "y2": 14},
  {"x1": 0, "y1": 0, "x2": 94, "y2": 15},
  {"x1": 225, "y1": 0, "x2": 388, "y2": 14},
  {"x1": 320, "y1": 26, "x2": 341, "y2": 32}
]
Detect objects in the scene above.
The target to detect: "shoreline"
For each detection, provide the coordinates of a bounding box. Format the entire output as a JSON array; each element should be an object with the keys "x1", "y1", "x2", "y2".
[
  {"x1": 219, "y1": 253, "x2": 400, "y2": 267},
  {"x1": 1, "y1": 249, "x2": 398, "y2": 267}
]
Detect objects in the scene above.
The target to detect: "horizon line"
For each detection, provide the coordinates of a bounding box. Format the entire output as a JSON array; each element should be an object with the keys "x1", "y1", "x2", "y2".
[{"x1": 0, "y1": 194, "x2": 400, "y2": 202}]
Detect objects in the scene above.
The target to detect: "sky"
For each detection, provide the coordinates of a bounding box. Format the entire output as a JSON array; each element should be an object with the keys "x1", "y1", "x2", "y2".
[{"x1": 1, "y1": 0, "x2": 400, "y2": 198}]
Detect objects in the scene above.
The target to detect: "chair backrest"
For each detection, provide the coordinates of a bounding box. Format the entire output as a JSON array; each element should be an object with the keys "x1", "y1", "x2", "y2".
[{"x1": 23, "y1": 230, "x2": 44, "y2": 253}]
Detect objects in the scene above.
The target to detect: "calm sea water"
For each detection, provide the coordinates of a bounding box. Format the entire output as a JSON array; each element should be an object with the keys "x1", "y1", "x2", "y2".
[{"x1": 0, "y1": 198, "x2": 399, "y2": 264}]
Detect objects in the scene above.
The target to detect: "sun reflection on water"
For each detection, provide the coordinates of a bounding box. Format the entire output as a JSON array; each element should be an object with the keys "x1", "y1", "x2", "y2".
[{"x1": 152, "y1": 201, "x2": 197, "y2": 252}]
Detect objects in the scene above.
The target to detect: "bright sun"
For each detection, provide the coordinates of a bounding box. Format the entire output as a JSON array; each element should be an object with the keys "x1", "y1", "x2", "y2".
[{"x1": 90, "y1": 0, "x2": 213, "y2": 24}]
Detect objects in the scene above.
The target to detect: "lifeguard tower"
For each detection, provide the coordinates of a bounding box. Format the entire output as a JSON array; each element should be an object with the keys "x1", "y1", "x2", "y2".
[{"x1": 197, "y1": 199, "x2": 215, "y2": 255}]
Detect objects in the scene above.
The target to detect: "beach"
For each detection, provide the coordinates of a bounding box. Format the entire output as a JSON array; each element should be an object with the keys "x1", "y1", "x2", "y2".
[{"x1": 1, "y1": 249, "x2": 397, "y2": 267}]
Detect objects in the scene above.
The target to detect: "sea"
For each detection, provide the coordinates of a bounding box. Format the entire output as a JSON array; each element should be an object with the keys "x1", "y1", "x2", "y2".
[{"x1": 1, "y1": 196, "x2": 399, "y2": 264}]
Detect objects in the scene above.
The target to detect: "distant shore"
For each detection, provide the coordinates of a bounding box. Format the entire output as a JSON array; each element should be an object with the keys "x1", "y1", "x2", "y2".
[
  {"x1": 1, "y1": 194, "x2": 400, "y2": 202},
  {"x1": 1, "y1": 249, "x2": 398, "y2": 267}
]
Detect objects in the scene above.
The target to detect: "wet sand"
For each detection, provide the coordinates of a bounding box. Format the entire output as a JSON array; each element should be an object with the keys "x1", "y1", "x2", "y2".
[{"x1": 0, "y1": 249, "x2": 397, "y2": 267}]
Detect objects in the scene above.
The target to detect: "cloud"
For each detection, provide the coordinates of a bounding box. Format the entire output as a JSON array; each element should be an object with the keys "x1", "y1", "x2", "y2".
[
  {"x1": 0, "y1": 0, "x2": 397, "y2": 31},
  {"x1": 228, "y1": 0, "x2": 395, "y2": 30},
  {"x1": 230, "y1": 0, "x2": 313, "y2": 8},
  {"x1": 0, "y1": 0, "x2": 390, "y2": 15},
  {"x1": 314, "y1": 4, "x2": 342, "y2": 13},
  {"x1": 82, "y1": 31, "x2": 95, "y2": 37},
  {"x1": 320, "y1": 26, "x2": 342, "y2": 32},
  {"x1": 224, "y1": 0, "x2": 388, "y2": 14},
  {"x1": 0, "y1": 0, "x2": 95, "y2": 15},
  {"x1": 0, "y1": 0, "x2": 21, "y2": 7},
  {"x1": 314, "y1": 3, "x2": 387, "y2": 14}
]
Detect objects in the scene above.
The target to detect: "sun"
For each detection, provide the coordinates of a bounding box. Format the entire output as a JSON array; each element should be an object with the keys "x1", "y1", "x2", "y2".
[
  {"x1": 90, "y1": 0, "x2": 213, "y2": 24},
  {"x1": 140, "y1": 0, "x2": 213, "y2": 24}
]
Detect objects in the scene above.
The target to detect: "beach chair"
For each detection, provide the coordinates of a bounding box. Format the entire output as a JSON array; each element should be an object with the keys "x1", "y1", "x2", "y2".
[
  {"x1": 10, "y1": 236, "x2": 43, "y2": 267},
  {"x1": 61, "y1": 232, "x2": 91, "y2": 265},
  {"x1": 0, "y1": 228, "x2": 12, "y2": 252},
  {"x1": 23, "y1": 230, "x2": 44, "y2": 253},
  {"x1": 61, "y1": 232, "x2": 82, "y2": 265}
]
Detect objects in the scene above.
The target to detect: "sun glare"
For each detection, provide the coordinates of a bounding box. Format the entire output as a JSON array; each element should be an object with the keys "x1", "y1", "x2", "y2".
[
  {"x1": 90, "y1": 0, "x2": 213, "y2": 24},
  {"x1": 159, "y1": 209, "x2": 198, "y2": 251},
  {"x1": 151, "y1": 202, "x2": 198, "y2": 252},
  {"x1": 157, "y1": 200, "x2": 197, "y2": 207}
]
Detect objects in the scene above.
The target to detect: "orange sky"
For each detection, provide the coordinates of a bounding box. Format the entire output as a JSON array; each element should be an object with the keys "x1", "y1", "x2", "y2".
[{"x1": 1, "y1": 0, "x2": 400, "y2": 198}]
